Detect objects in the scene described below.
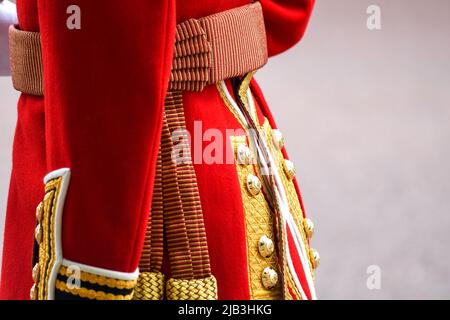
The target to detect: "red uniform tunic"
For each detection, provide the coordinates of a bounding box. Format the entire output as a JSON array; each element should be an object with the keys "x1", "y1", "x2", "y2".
[{"x1": 0, "y1": 0, "x2": 315, "y2": 300}]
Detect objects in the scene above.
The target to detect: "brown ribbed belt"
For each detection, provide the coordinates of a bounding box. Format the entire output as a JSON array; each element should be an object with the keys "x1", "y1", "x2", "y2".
[{"x1": 9, "y1": 2, "x2": 268, "y2": 96}]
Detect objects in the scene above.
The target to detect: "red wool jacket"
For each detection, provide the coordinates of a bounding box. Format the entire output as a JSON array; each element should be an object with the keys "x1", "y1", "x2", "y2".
[{"x1": 1, "y1": 0, "x2": 315, "y2": 300}]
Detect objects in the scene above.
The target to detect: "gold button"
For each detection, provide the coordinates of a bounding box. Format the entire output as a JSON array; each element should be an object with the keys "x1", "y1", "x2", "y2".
[
  {"x1": 30, "y1": 284, "x2": 37, "y2": 300},
  {"x1": 246, "y1": 174, "x2": 261, "y2": 196},
  {"x1": 32, "y1": 263, "x2": 40, "y2": 282},
  {"x1": 258, "y1": 235, "x2": 275, "y2": 258},
  {"x1": 309, "y1": 248, "x2": 320, "y2": 269},
  {"x1": 261, "y1": 267, "x2": 278, "y2": 290},
  {"x1": 35, "y1": 202, "x2": 43, "y2": 222},
  {"x1": 34, "y1": 224, "x2": 42, "y2": 244},
  {"x1": 236, "y1": 144, "x2": 252, "y2": 165},
  {"x1": 303, "y1": 218, "x2": 315, "y2": 239},
  {"x1": 283, "y1": 159, "x2": 296, "y2": 180},
  {"x1": 272, "y1": 129, "x2": 284, "y2": 149}
]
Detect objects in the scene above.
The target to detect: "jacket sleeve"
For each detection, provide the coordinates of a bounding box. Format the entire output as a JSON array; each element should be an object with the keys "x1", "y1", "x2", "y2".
[
  {"x1": 33, "y1": 0, "x2": 175, "y2": 299},
  {"x1": 260, "y1": 0, "x2": 315, "y2": 56}
]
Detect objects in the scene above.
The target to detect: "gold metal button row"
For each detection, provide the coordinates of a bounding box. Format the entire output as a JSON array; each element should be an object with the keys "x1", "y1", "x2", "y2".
[
  {"x1": 303, "y1": 218, "x2": 315, "y2": 239},
  {"x1": 259, "y1": 235, "x2": 277, "y2": 290},
  {"x1": 272, "y1": 130, "x2": 296, "y2": 181},
  {"x1": 31, "y1": 202, "x2": 44, "y2": 300},
  {"x1": 309, "y1": 248, "x2": 320, "y2": 269},
  {"x1": 36, "y1": 202, "x2": 43, "y2": 221},
  {"x1": 237, "y1": 143, "x2": 253, "y2": 166},
  {"x1": 236, "y1": 143, "x2": 262, "y2": 198},
  {"x1": 272, "y1": 129, "x2": 284, "y2": 150},
  {"x1": 34, "y1": 202, "x2": 43, "y2": 244},
  {"x1": 302, "y1": 218, "x2": 318, "y2": 269},
  {"x1": 258, "y1": 235, "x2": 275, "y2": 258},
  {"x1": 30, "y1": 263, "x2": 40, "y2": 299},
  {"x1": 283, "y1": 159, "x2": 296, "y2": 181},
  {"x1": 32, "y1": 263, "x2": 40, "y2": 283},
  {"x1": 246, "y1": 173, "x2": 262, "y2": 196},
  {"x1": 30, "y1": 283, "x2": 37, "y2": 300},
  {"x1": 261, "y1": 266, "x2": 279, "y2": 290},
  {"x1": 34, "y1": 225, "x2": 42, "y2": 244}
]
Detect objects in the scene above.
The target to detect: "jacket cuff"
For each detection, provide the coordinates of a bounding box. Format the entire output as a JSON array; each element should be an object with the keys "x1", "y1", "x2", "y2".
[
  {"x1": 30, "y1": 168, "x2": 138, "y2": 300},
  {"x1": 53, "y1": 260, "x2": 138, "y2": 300}
]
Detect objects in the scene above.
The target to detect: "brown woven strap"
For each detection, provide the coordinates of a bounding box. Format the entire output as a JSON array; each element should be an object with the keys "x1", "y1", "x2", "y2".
[
  {"x1": 159, "y1": 91, "x2": 212, "y2": 280},
  {"x1": 9, "y1": 2, "x2": 268, "y2": 95},
  {"x1": 163, "y1": 92, "x2": 211, "y2": 279},
  {"x1": 137, "y1": 92, "x2": 213, "y2": 298},
  {"x1": 139, "y1": 152, "x2": 164, "y2": 273}
]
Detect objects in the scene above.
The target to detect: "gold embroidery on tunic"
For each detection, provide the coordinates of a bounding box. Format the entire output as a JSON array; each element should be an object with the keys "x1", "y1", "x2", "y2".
[{"x1": 231, "y1": 135, "x2": 281, "y2": 300}]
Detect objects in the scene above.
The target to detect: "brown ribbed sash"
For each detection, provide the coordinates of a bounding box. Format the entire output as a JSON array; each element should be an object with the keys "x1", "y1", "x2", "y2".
[
  {"x1": 162, "y1": 91, "x2": 211, "y2": 279},
  {"x1": 138, "y1": 152, "x2": 164, "y2": 273},
  {"x1": 164, "y1": 92, "x2": 211, "y2": 279},
  {"x1": 139, "y1": 91, "x2": 211, "y2": 280}
]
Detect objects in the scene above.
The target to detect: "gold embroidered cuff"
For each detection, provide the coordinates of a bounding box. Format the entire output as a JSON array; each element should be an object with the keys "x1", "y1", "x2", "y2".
[
  {"x1": 54, "y1": 265, "x2": 137, "y2": 300},
  {"x1": 31, "y1": 169, "x2": 70, "y2": 300},
  {"x1": 30, "y1": 168, "x2": 139, "y2": 300}
]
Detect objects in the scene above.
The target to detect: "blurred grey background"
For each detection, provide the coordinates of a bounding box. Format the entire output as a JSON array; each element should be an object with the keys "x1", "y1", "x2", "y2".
[{"x1": 1, "y1": 0, "x2": 450, "y2": 299}]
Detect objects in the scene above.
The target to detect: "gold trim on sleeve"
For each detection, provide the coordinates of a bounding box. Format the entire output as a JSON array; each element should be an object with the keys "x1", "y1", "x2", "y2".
[
  {"x1": 55, "y1": 280, "x2": 134, "y2": 300},
  {"x1": 34, "y1": 176, "x2": 63, "y2": 300},
  {"x1": 59, "y1": 266, "x2": 137, "y2": 290}
]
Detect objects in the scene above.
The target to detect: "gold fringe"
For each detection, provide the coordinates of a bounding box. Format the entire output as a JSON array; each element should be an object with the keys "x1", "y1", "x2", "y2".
[
  {"x1": 166, "y1": 276, "x2": 218, "y2": 300},
  {"x1": 133, "y1": 272, "x2": 165, "y2": 300}
]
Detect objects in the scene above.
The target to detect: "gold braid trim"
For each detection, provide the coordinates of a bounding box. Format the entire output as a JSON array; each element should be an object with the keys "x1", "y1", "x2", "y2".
[
  {"x1": 58, "y1": 266, "x2": 136, "y2": 290},
  {"x1": 55, "y1": 280, "x2": 133, "y2": 300},
  {"x1": 238, "y1": 71, "x2": 258, "y2": 124},
  {"x1": 284, "y1": 269, "x2": 303, "y2": 300},
  {"x1": 33, "y1": 177, "x2": 62, "y2": 300},
  {"x1": 166, "y1": 276, "x2": 218, "y2": 300},
  {"x1": 133, "y1": 272, "x2": 165, "y2": 300}
]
